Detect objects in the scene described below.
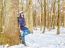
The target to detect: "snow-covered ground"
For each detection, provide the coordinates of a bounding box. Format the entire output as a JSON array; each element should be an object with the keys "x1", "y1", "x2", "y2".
[
  {"x1": 0, "y1": 27, "x2": 65, "y2": 48},
  {"x1": 25, "y1": 34, "x2": 65, "y2": 48}
]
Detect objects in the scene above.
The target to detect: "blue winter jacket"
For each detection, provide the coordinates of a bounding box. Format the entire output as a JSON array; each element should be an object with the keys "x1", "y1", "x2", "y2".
[{"x1": 18, "y1": 17, "x2": 26, "y2": 27}]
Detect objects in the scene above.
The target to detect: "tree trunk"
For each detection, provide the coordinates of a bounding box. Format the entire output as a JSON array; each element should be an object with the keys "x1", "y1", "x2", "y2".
[
  {"x1": 46, "y1": 0, "x2": 50, "y2": 30},
  {"x1": 43, "y1": 0, "x2": 46, "y2": 33},
  {"x1": 19, "y1": 0, "x2": 23, "y2": 11},
  {"x1": 0, "y1": 0, "x2": 3, "y2": 32},
  {"x1": 33, "y1": 10, "x2": 36, "y2": 27},
  {"x1": 57, "y1": 0, "x2": 60, "y2": 34},
  {"x1": 63, "y1": 1, "x2": 65, "y2": 27},
  {"x1": 3, "y1": 0, "x2": 20, "y2": 45},
  {"x1": 41, "y1": 0, "x2": 44, "y2": 29},
  {"x1": 52, "y1": 0, "x2": 56, "y2": 29},
  {"x1": 27, "y1": 0, "x2": 33, "y2": 32}
]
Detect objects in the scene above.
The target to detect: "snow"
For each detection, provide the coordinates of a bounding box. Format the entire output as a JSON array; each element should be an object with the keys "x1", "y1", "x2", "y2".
[
  {"x1": 25, "y1": 27, "x2": 65, "y2": 48},
  {"x1": 0, "y1": 45, "x2": 4, "y2": 48},
  {"x1": 25, "y1": 34, "x2": 65, "y2": 48},
  {"x1": 0, "y1": 27, "x2": 65, "y2": 48}
]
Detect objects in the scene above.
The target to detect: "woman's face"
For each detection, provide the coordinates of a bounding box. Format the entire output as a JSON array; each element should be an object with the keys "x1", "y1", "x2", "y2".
[{"x1": 21, "y1": 13, "x2": 24, "y2": 17}]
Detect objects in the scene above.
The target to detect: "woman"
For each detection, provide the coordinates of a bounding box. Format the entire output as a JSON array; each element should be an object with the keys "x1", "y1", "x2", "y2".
[
  {"x1": 18, "y1": 11, "x2": 30, "y2": 45},
  {"x1": 18, "y1": 11, "x2": 26, "y2": 28}
]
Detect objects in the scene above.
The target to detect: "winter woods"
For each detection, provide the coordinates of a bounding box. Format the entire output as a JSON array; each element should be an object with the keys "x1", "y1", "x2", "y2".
[{"x1": 0, "y1": 0, "x2": 65, "y2": 45}]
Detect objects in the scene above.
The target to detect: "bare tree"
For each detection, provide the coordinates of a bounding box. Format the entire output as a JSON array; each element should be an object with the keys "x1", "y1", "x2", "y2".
[
  {"x1": 0, "y1": 0, "x2": 3, "y2": 32},
  {"x1": 46, "y1": 0, "x2": 51, "y2": 30},
  {"x1": 52, "y1": 0, "x2": 56, "y2": 29},
  {"x1": 40, "y1": 0, "x2": 44, "y2": 29},
  {"x1": 57, "y1": 0, "x2": 60, "y2": 34},
  {"x1": 33, "y1": 10, "x2": 36, "y2": 27},
  {"x1": 63, "y1": 1, "x2": 65, "y2": 27},
  {"x1": 19, "y1": 0, "x2": 23, "y2": 11},
  {"x1": 43, "y1": 0, "x2": 46, "y2": 33},
  {"x1": 27, "y1": 0, "x2": 33, "y2": 31}
]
